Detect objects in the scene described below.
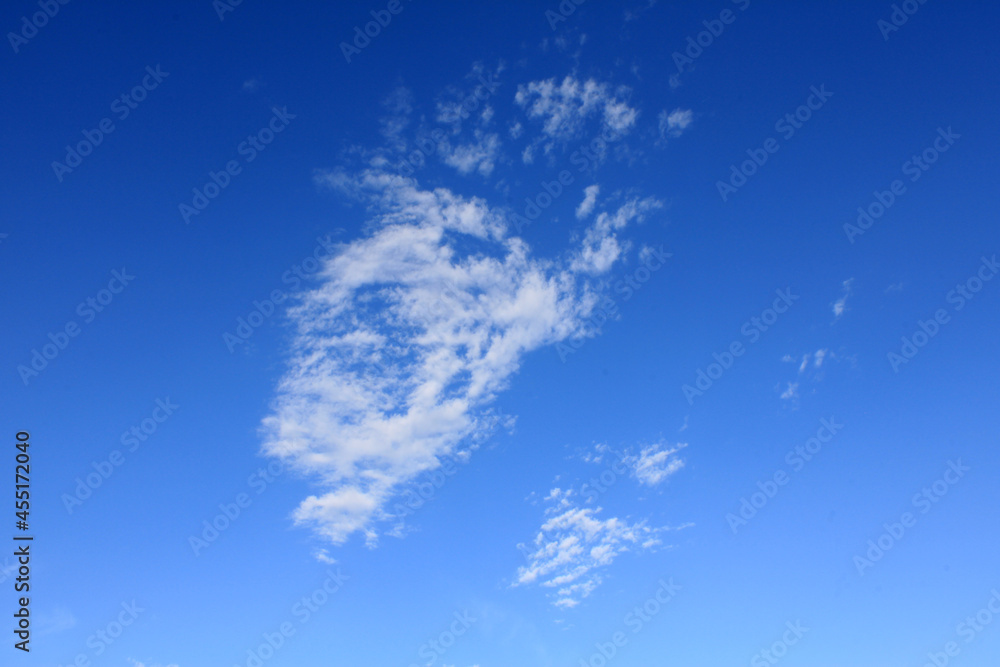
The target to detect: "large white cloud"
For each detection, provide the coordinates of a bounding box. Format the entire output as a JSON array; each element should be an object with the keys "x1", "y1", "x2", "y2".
[{"x1": 261, "y1": 165, "x2": 660, "y2": 546}]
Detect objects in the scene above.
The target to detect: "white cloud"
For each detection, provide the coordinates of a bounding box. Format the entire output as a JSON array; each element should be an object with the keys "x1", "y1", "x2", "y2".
[
  {"x1": 782, "y1": 348, "x2": 833, "y2": 397},
  {"x1": 515, "y1": 76, "x2": 638, "y2": 141},
  {"x1": 436, "y1": 100, "x2": 464, "y2": 127},
  {"x1": 623, "y1": 441, "x2": 687, "y2": 486},
  {"x1": 603, "y1": 98, "x2": 639, "y2": 134},
  {"x1": 440, "y1": 130, "x2": 501, "y2": 177},
  {"x1": 575, "y1": 184, "x2": 600, "y2": 220},
  {"x1": 263, "y1": 168, "x2": 653, "y2": 546},
  {"x1": 580, "y1": 442, "x2": 617, "y2": 465},
  {"x1": 129, "y1": 660, "x2": 179, "y2": 667},
  {"x1": 435, "y1": 61, "x2": 505, "y2": 131},
  {"x1": 571, "y1": 197, "x2": 662, "y2": 274},
  {"x1": 637, "y1": 245, "x2": 658, "y2": 265},
  {"x1": 0, "y1": 556, "x2": 15, "y2": 582},
  {"x1": 657, "y1": 108, "x2": 693, "y2": 142},
  {"x1": 514, "y1": 489, "x2": 662, "y2": 608},
  {"x1": 313, "y1": 548, "x2": 338, "y2": 564},
  {"x1": 380, "y1": 86, "x2": 413, "y2": 143},
  {"x1": 242, "y1": 79, "x2": 261, "y2": 92},
  {"x1": 624, "y1": 0, "x2": 658, "y2": 22},
  {"x1": 833, "y1": 278, "x2": 854, "y2": 319}
]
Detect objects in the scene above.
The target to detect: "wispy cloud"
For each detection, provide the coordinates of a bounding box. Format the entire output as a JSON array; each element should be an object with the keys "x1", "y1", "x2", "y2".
[
  {"x1": 623, "y1": 441, "x2": 687, "y2": 486},
  {"x1": 35, "y1": 607, "x2": 76, "y2": 636},
  {"x1": 439, "y1": 130, "x2": 501, "y2": 177},
  {"x1": 781, "y1": 347, "x2": 833, "y2": 402},
  {"x1": 780, "y1": 382, "x2": 799, "y2": 401},
  {"x1": 624, "y1": 0, "x2": 658, "y2": 23},
  {"x1": 657, "y1": 108, "x2": 693, "y2": 143},
  {"x1": 313, "y1": 548, "x2": 338, "y2": 564},
  {"x1": 263, "y1": 165, "x2": 659, "y2": 546},
  {"x1": 435, "y1": 61, "x2": 505, "y2": 132},
  {"x1": 0, "y1": 556, "x2": 15, "y2": 583},
  {"x1": 832, "y1": 278, "x2": 854, "y2": 320},
  {"x1": 379, "y1": 86, "x2": 414, "y2": 152},
  {"x1": 513, "y1": 488, "x2": 663, "y2": 608},
  {"x1": 570, "y1": 196, "x2": 662, "y2": 274},
  {"x1": 575, "y1": 184, "x2": 600, "y2": 220},
  {"x1": 515, "y1": 76, "x2": 638, "y2": 142}
]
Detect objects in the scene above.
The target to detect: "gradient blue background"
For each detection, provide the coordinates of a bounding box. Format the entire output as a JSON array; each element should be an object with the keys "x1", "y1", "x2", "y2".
[{"x1": 2, "y1": 1, "x2": 999, "y2": 665}]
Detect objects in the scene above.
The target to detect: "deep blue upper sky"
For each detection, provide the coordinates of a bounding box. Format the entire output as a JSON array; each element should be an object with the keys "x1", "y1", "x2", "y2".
[{"x1": 2, "y1": 1, "x2": 1000, "y2": 666}]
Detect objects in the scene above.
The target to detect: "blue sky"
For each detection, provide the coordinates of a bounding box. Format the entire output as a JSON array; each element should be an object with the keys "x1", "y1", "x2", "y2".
[{"x1": 3, "y1": 1, "x2": 1000, "y2": 665}]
